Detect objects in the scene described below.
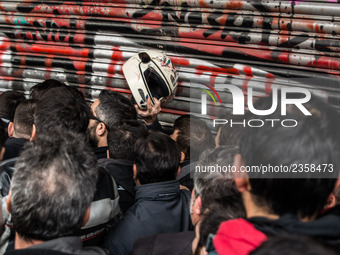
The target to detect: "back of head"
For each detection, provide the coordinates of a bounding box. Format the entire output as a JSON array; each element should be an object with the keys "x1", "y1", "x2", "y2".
[
  {"x1": 11, "y1": 128, "x2": 98, "y2": 241},
  {"x1": 218, "y1": 114, "x2": 247, "y2": 147},
  {"x1": 240, "y1": 94, "x2": 340, "y2": 218},
  {"x1": 96, "y1": 90, "x2": 137, "y2": 129},
  {"x1": 30, "y1": 79, "x2": 67, "y2": 100},
  {"x1": 174, "y1": 115, "x2": 214, "y2": 161},
  {"x1": 108, "y1": 121, "x2": 148, "y2": 161},
  {"x1": 134, "y1": 130, "x2": 181, "y2": 184},
  {"x1": 34, "y1": 87, "x2": 91, "y2": 135},
  {"x1": 0, "y1": 91, "x2": 26, "y2": 121},
  {"x1": 195, "y1": 203, "x2": 245, "y2": 255},
  {"x1": 13, "y1": 99, "x2": 38, "y2": 139},
  {"x1": 194, "y1": 146, "x2": 241, "y2": 212}
]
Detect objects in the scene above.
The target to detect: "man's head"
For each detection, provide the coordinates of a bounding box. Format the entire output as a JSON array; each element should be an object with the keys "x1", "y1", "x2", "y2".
[
  {"x1": 193, "y1": 202, "x2": 245, "y2": 255},
  {"x1": 30, "y1": 79, "x2": 67, "y2": 100},
  {"x1": 0, "y1": 91, "x2": 26, "y2": 121},
  {"x1": 235, "y1": 94, "x2": 340, "y2": 219},
  {"x1": 133, "y1": 130, "x2": 181, "y2": 185},
  {"x1": 108, "y1": 121, "x2": 148, "y2": 161},
  {"x1": 191, "y1": 146, "x2": 243, "y2": 225},
  {"x1": 171, "y1": 115, "x2": 214, "y2": 162},
  {"x1": 33, "y1": 87, "x2": 91, "y2": 138},
  {"x1": 215, "y1": 114, "x2": 246, "y2": 147},
  {"x1": 88, "y1": 90, "x2": 137, "y2": 147},
  {"x1": 8, "y1": 129, "x2": 98, "y2": 243},
  {"x1": 8, "y1": 99, "x2": 37, "y2": 140}
]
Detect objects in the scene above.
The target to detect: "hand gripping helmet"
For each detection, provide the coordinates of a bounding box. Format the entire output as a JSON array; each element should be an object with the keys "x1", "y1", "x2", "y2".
[{"x1": 123, "y1": 50, "x2": 178, "y2": 109}]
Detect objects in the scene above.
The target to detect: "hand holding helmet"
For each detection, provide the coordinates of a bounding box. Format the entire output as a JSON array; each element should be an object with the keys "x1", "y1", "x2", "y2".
[{"x1": 123, "y1": 50, "x2": 178, "y2": 110}]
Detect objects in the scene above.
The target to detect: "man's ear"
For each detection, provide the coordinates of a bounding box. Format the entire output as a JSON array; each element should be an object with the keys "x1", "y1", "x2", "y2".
[
  {"x1": 8, "y1": 122, "x2": 14, "y2": 138},
  {"x1": 193, "y1": 195, "x2": 202, "y2": 215},
  {"x1": 82, "y1": 207, "x2": 91, "y2": 227},
  {"x1": 180, "y1": 152, "x2": 185, "y2": 163},
  {"x1": 215, "y1": 127, "x2": 222, "y2": 147},
  {"x1": 0, "y1": 147, "x2": 5, "y2": 162},
  {"x1": 96, "y1": 122, "x2": 106, "y2": 137},
  {"x1": 176, "y1": 166, "x2": 181, "y2": 178},
  {"x1": 133, "y1": 164, "x2": 137, "y2": 180},
  {"x1": 133, "y1": 164, "x2": 141, "y2": 186},
  {"x1": 233, "y1": 153, "x2": 250, "y2": 193},
  {"x1": 325, "y1": 193, "x2": 337, "y2": 209},
  {"x1": 30, "y1": 124, "x2": 37, "y2": 142},
  {"x1": 6, "y1": 190, "x2": 12, "y2": 213}
]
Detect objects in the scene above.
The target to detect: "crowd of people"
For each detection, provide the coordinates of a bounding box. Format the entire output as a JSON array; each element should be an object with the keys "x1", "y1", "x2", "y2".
[{"x1": 0, "y1": 79, "x2": 338, "y2": 255}]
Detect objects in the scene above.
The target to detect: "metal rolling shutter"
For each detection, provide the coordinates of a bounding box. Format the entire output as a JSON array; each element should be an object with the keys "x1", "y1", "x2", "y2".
[{"x1": 0, "y1": 0, "x2": 339, "y2": 129}]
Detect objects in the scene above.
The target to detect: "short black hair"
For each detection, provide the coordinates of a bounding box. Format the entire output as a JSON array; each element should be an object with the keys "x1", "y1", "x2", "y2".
[
  {"x1": 134, "y1": 130, "x2": 181, "y2": 184},
  {"x1": 30, "y1": 79, "x2": 67, "y2": 100},
  {"x1": 240, "y1": 94, "x2": 340, "y2": 218},
  {"x1": 0, "y1": 91, "x2": 26, "y2": 121},
  {"x1": 174, "y1": 115, "x2": 214, "y2": 161},
  {"x1": 34, "y1": 87, "x2": 91, "y2": 135},
  {"x1": 95, "y1": 90, "x2": 137, "y2": 128},
  {"x1": 108, "y1": 121, "x2": 148, "y2": 161},
  {"x1": 13, "y1": 99, "x2": 38, "y2": 138},
  {"x1": 250, "y1": 234, "x2": 337, "y2": 255},
  {"x1": 218, "y1": 114, "x2": 247, "y2": 147}
]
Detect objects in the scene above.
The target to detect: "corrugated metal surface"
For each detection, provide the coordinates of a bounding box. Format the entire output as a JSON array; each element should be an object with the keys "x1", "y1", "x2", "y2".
[{"x1": 0, "y1": 0, "x2": 339, "y2": 127}]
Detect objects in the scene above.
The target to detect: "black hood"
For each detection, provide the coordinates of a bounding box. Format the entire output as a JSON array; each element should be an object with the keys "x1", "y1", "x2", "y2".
[{"x1": 248, "y1": 205, "x2": 340, "y2": 246}]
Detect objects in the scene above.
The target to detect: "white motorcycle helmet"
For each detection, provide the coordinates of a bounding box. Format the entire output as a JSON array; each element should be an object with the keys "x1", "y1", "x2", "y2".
[{"x1": 123, "y1": 50, "x2": 178, "y2": 109}]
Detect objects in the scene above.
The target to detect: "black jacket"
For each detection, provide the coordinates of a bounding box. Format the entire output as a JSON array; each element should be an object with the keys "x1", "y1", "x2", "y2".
[
  {"x1": 5, "y1": 236, "x2": 107, "y2": 255},
  {"x1": 3, "y1": 138, "x2": 28, "y2": 161},
  {"x1": 93, "y1": 146, "x2": 109, "y2": 160},
  {"x1": 98, "y1": 158, "x2": 136, "y2": 213},
  {"x1": 103, "y1": 180, "x2": 192, "y2": 255},
  {"x1": 132, "y1": 231, "x2": 194, "y2": 255},
  {"x1": 249, "y1": 205, "x2": 340, "y2": 248}
]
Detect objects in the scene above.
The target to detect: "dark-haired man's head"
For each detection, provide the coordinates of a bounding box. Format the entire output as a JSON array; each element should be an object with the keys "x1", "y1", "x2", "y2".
[
  {"x1": 235, "y1": 93, "x2": 340, "y2": 220},
  {"x1": 88, "y1": 90, "x2": 137, "y2": 148},
  {"x1": 191, "y1": 146, "x2": 244, "y2": 226},
  {"x1": 0, "y1": 91, "x2": 26, "y2": 123},
  {"x1": 108, "y1": 121, "x2": 148, "y2": 161},
  {"x1": 192, "y1": 202, "x2": 245, "y2": 255},
  {"x1": 8, "y1": 99, "x2": 37, "y2": 140},
  {"x1": 171, "y1": 115, "x2": 214, "y2": 162},
  {"x1": 29, "y1": 79, "x2": 67, "y2": 100},
  {"x1": 8, "y1": 129, "x2": 97, "y2": 246},
  {"x1": 133, "y1": 131, "x2": 181, "y2": 185},
  {"x1": 33, "y1": 87, "x2": 91, "y2": 140},
  {"x1": 215, "y1": 114, "x2": 246, "y2": 147}
]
